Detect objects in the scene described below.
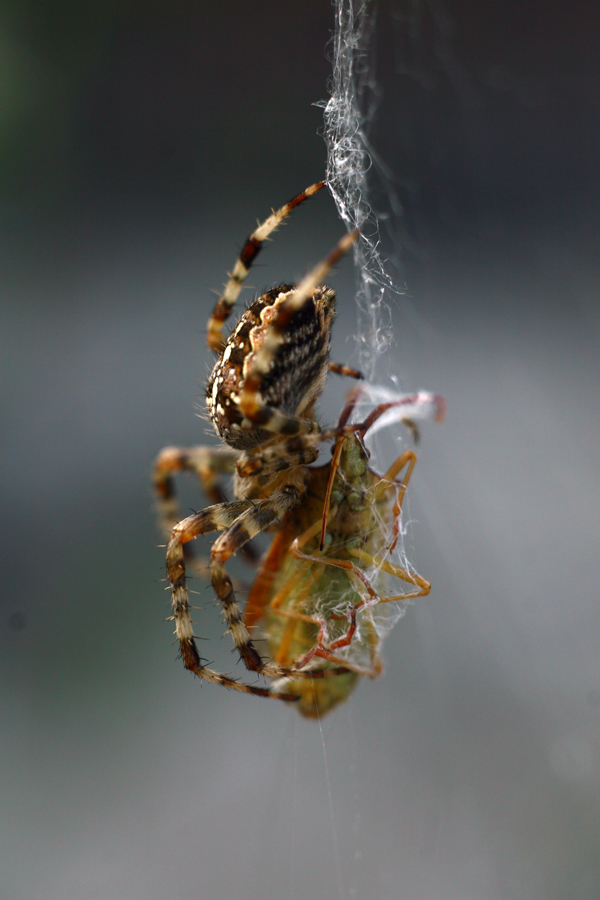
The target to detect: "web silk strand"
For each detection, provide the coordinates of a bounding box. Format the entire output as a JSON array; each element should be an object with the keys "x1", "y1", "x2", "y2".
[{"x1": 322, "y1": 0, "x2": 396, "y2": 377}]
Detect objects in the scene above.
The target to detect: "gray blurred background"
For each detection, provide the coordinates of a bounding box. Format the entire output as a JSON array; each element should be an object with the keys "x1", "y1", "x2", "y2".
[{"x1": 1, "y1": 1, "x2": 599, "y2": 898}]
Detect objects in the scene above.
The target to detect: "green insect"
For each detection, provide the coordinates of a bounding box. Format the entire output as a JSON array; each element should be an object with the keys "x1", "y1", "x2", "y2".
[{"x1": 245, "y1": 388, "x2": 445, "y2": 717}]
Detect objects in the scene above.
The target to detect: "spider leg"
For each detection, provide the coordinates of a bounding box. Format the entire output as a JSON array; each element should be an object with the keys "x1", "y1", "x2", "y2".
[
  {"x1": 171, "y1": 658, "x2": 300, "y2": 701},
  {"x1": 209, "y1": 490, "x2": 301, "y2": 672},
  {"x1": 165, "y1": 498, "x2": 301, "y2": 701},
  {"x1": 232, "y1": 361, "x2": 363, "y2": 479},
  {"x1": 207, "y1": 490, "x2": 350, "y2": 680},
  {"x1": 167, "y1": 499, "x2": 254, "y2": 661},
  {"x1": 236, "y1": 441, "x2": 320, "y2": 478},
  {"x1": 154, "y1": 443, "x2": 259, "y2": 567},
  {"x1": 234, "y1": 409, "x2": 367, "y2": 479},
  {"x1": 153, "y1": 444, "x2": 238, "y2": 539},
  {"x1": 207, "y1": 182, "x2": 325, "y2": 353}
]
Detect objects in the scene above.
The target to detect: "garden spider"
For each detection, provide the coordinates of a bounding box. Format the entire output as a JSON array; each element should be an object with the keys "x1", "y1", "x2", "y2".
[
  {"x1": 153, "y1": 183, "x2": 441, "y2": 703},
  {"x1": 245, "y1": 386, "x2": 445, "y2": 717}
]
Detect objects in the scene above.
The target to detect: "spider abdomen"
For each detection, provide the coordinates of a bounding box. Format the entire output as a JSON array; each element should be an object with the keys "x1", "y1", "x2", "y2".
[{"x1": 207, "y1": 283, "x2": 336, "y2": 451}]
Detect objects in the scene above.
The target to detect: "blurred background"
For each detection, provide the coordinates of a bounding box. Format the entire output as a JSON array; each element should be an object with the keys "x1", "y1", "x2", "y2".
[{"x1": 1, "y1": 1, "x2": 599, "y2": 898}]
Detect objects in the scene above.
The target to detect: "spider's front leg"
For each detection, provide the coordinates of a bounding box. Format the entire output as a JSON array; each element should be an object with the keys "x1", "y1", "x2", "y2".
[{"x1": 207, "y1": 182, "x2": 325, "y2": 354}]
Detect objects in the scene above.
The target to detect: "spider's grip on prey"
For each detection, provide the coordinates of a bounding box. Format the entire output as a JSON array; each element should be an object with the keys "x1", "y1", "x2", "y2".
[{"x1": 154, "y1": 183, "x2": 443, "y2": 712}]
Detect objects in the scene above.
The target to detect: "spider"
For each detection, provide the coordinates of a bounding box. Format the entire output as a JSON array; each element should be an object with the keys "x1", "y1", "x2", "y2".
[
  {"x1": 244, "y1": 386, "x2": 445, "y2": 717},
  {"x1": 153, "y1": 182, "x2": 443, "y2": 705},
  {"x1": 154, "y1": 182, "x2": 364, "y2": 701}
]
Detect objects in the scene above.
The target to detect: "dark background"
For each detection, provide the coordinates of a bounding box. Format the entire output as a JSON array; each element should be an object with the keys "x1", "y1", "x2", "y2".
[{"x1": 1, "y1": 2, "x2": 599, "y2": 898}]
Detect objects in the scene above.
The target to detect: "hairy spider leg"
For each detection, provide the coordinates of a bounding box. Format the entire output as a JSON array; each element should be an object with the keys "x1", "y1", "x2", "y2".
[
  {"x1": 168, "y1": 489, "x2": 349, "y2": 683},
  {"x1": 154, "y1": 445, "x2": 236, "y2": 546},
  {"x1": 208, "y1": 490, "x2": 300, "y2": 672},
  {"x1": 153, "y1": 444, "x2": 259, "y2": 567},
  {"x1": 165, "y1": 498, "x2": 298, "y2": 701},
  {"x1": 207, "y1": 182, "x2": 325, "y2": 353}
]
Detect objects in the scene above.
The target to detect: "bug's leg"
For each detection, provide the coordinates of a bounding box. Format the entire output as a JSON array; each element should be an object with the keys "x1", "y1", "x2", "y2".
[
  {"x1": 266, "y1": 565, "x2": 325, "y2": 666},
  {"x1": 318, "y1": 521, "x2": 431, "y2": 678},
  {"x1": 328, "y1": 362, "x2": 363, "y2": 379},
  {"x1": 372, "y1": 449, "x2": 417, "y2": 555},
  {"x1": 291, "y1": 605, "x2": 384, "y2": 679},
  {"x1": 346, "y1": 550, "x2": 431, "y2": 600},
  {"x1": 244, "y1": 534, "x2": 344, "y2": 670},
  {"x1": 316, "y1": 392, "x2": 440, "y2": 548},
  {"x1": 308, "y1": 450, "x2": 431, "y2": 667},
  {"x1": 347, "y1": 447, "x2": 431, "y2": 597},
  {"x1": 332, "y1": 447, "x2": 431, "y2": 603},
  {"x1": 283, "y1": 491, "x2": 428, "y2": 675},
  {"x1": 207, "y1": 182, "x2": 325, "y2": 354},
  {"x1": 265, "y1": 549, "x2": 381, "y2": 678},
  {"x1": 319, "y1": 435, "x2": 347, "y2": 549},
  {"x1": 263, "y1": 514, "x2": 370, "y2": 669}
]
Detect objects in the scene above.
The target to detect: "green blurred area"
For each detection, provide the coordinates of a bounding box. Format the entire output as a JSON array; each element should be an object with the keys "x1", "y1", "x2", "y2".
[{"x1": 0, "y1": 1, "x2": 117, "y2": 206}]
